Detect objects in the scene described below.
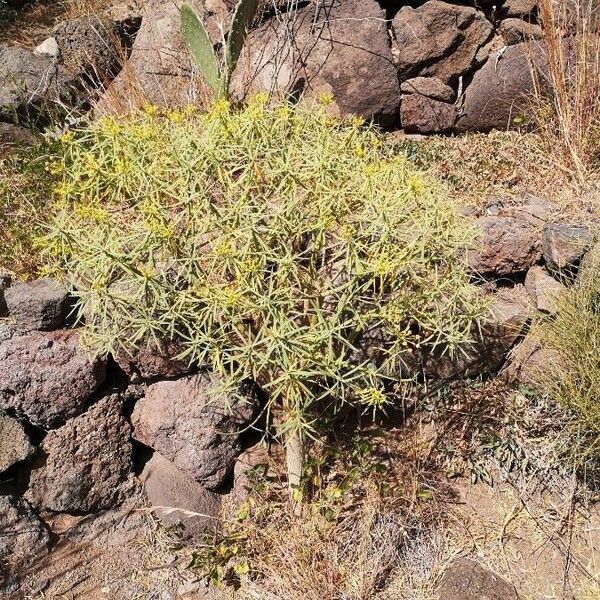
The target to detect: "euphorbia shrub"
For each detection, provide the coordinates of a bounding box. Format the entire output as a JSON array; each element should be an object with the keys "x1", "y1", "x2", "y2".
[{"x1": 44, "y1": 96, "x2": 484, "y2": 492}]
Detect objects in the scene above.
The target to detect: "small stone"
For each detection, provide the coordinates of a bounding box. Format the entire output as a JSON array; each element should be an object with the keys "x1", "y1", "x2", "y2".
[
  {"x1": 438, "y1": 557, "x2": 517, "y2": 600},
  {"x1": 524, "y1": 265, "x2": 565, "y2": 314},
  {"x1": 27, "y1": 395, "x2": 135, "y2": 513},
  {"x1": 140, "y1": 452, "x2": 222, "y2": 539},
  {"x1": 0, "y1": 413, "x2": 34, "y2": 473},
  {"x1": 542, "y1": 223, "x2": 594, "y2": 277},
  {"x1": 503, "y1": 332, "x2": 560, "y2": 388},
  {"x1": 400, "y1": 76, "x2": 455, "y2": 102},
  {"x1": 467, "y1": 215, "x2": 542, "y2": 276},
  {"x1": 132, "y1": 373, "x2": 260, "y2": 490},
  {"x1": 0, "y1": 496, "x2": 50, "y2": 594},
  {"x1": 4, "y1": 278, "x2": 70, "y2": 332},
  {"x1": 401, "y1": 94, "x2": 457, "y2": 134},
  {"x1": 35, "y1": 37, "x2": 60, "y2": 58}
]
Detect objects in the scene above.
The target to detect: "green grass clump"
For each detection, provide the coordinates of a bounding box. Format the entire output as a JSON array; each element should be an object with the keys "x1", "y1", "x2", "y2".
[
  {"x1": 538, "y1": 251, "x2": 600, "y2": 450},
  {"x1": 0, "y1": 142, "x2": 60, "y2": 278},
  {"x1": 43, "y1": 96, "x2": 483, "y2": 464}
]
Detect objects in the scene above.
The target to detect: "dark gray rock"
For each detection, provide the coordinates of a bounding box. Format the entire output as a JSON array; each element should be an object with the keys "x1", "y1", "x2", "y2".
[
  {"x1": 0, "y1": 330, "x2": 107, "y2": 429},
  {"x1": 27, "y1": 395, "x2": 135, "y2": 513},
  {"x1": 0, "y1": 496, "x2": 50, "y2": 594},
  {"x1": 4, "y1": 278, "x2": 70, "y2": 332},
  {"x1": 53, "y1": 15, "x2": 121, "y2": 81},
  {"x1": 401, "y1": 93, "x2": 457, "y2": 133},
  {"x1": 467, "y1": 215, "x2": 542, "y2": 276},
  {"x1": 0, "y1": 45, "x2": 74, "y2": 122},
  {"x1": 132, "y1": 373, "x2": 260, "y2": 490},
  {"x1": 542, "y1": 223, "x2": 594, "y2": 277},
  {"x1": 438, "y1": 557, "x2": 517, "y2": 600},
  {"x1": 0, "y1": 413, "x2": 34, "y2": 473},
  {"x1": 140, "y1": 452, "x2": 222, "y2": 539},
  {"x1": 231, "y1": 0, "x2": 401, "y2": 128},
  {"x1": 393, "y1": 1, "x2": 493, "y2": 83},
  {"x1": 456, "y1": 41, "x2": 548, "y2": 133}
]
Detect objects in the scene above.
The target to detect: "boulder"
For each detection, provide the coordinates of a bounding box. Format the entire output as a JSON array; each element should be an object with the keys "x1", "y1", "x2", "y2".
[
  {"x1": 400, "y1": 76, "x2": 455, "y2": 102},
  {"x1": 456, "y1": 41, "x2": 548, "y2": 133},
  {"x1": 393, "y1": 1, "x2": 493, "y2": 83},
  {"x1": 53, "y1": 15, "x2": 122, "y2": 82},
  {"x1": 0, "y1": 496, "x2": 50, "y2": 594},
  {"x1": 140, "y1": 452, "x2": 222, "y2": 539},
  {"x1": 542, "y1": 223, "x2": 594, "y2": 277},
  {"x1": 27, "y1": 395, "x2": 135, "y2": 513},
  {"x1": 232, "y1": 0, "x2": 401, "y2": 128},
  {"x1": 131, "y1": 373, "x2": 260, "y2": 490},
  {"x1": 425, "y1": 286, "x2": 531, "y2": 379},
  {"x1": 0, "y1": 45, "x2": 74, "y2": 122},
  {"x1": 95, "y1": 0, "x2": 206, "y2": 114},
  {"x1": 4, "y1": 278, "x2": 70, "y2": 332},
  {"x1": 524, "y1": 265, "x2": 565, "y2": 314},
  {"x1": 467, "y1": 215, "x2": 542, "y2": 277},
  {"x1": 499, "y1": 18, "x2": 543, "y2": 45},
  {"x1": 0, "y1": 413, "x2": 34, "y2": 473},
  {"x1": 401, "y1": 94, "x2": 457, "y2": 133},
  {"x1": 0, "y1": 330, "x2": 107, "y2": 429},
  {"x1": 438, "y1": 557, "x2": 517, "y2": 600}
]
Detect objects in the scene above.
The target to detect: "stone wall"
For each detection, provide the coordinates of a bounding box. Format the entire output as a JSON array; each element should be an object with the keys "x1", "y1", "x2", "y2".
[{"x1": 0, "y1": 0, "x2": 546, "y2": 140}]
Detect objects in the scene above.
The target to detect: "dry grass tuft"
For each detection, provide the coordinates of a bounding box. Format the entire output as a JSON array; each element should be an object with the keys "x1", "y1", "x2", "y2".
[{"x1": 534, "y1": 0, "x2": 600, "y2": 182}]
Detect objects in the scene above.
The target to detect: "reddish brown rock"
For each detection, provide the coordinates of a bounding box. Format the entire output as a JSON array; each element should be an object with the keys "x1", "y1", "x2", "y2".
[
  {"x1": 0, "y1": 413, "x2": 34, "y2": 473},
  {"x1": 116, "y1": 340, "x2": 192, "y2": 382},
  {"x1": 400, "y1": 76, "x2": 455, "y2": 102},
  {"x1": 0, "y1": 330, "x2": 107, "y2": 429},
  {"x1": 140, "y1": 452, "x2": 222, "y2": 539},
  {"x1": 393, "y1": 1, "x2": 493, "y2": 83},
  {"x1": 27, "y1": 395, "x2": 135, "y2": 513},
  {"x1": 232, "y1": 0, "x2": 401, "y2": 128},
  {"x1": 467, "y1": 215, "x2": 542, "y2": 276},
  {"x1": 438, "y1": 557, "x2": 517, "y2": 600},
  {"x1": 401, "y1": 94, "x2": 457, "y2": 133},
  {"x1": 132, "y1": 374, "x2": 260, "y2": 490},
  {"x1": 499, "y1": 18, "x2": 542, "y2": 45},
  {"x1": 0, "y1": 496, "x2": 50, "y2": 595}
]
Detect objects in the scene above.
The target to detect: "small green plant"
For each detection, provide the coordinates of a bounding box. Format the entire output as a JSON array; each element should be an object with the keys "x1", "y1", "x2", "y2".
[
  {"x1": 181, "y1": 0, "x2": 259, "y2": 99},
  {"x1": 43, "y1": 97, "x2": 484, "y2": 494}
]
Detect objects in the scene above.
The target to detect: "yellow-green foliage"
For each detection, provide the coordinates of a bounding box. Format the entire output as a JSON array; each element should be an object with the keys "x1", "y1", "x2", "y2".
[
  {"x1": 44, "y1": 96, "x2": 483, "y2": 440},
  {"x1": 538, "y1": 252, "x2": 600, "y2": 446}
]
